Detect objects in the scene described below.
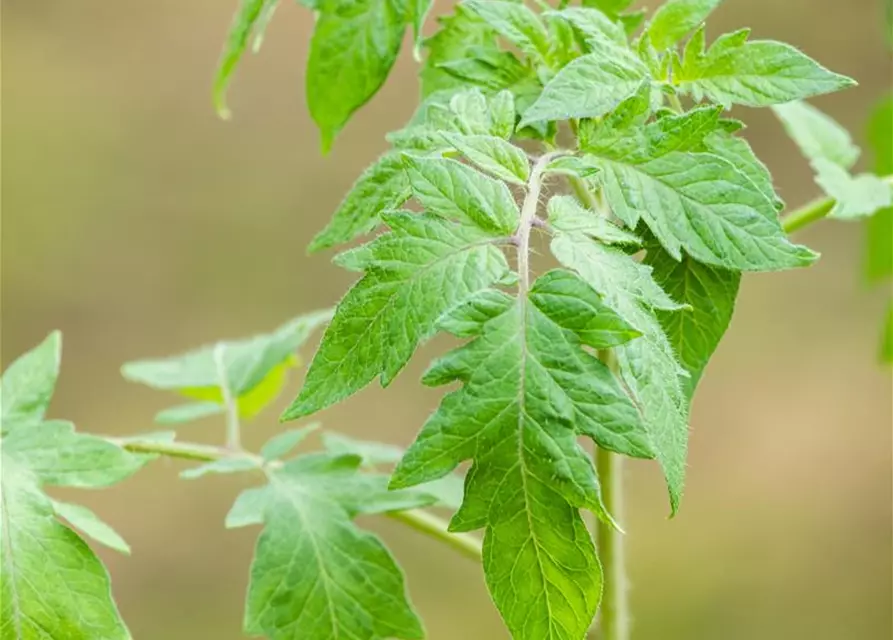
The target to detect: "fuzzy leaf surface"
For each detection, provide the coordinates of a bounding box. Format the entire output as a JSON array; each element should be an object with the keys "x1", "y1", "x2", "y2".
[
  {"x1": 391, "y1": 275, "x2": 652, "y2": 639},
  {"x1": 677, "y1": 27, "x2": 855, "y2": 107},
  {"x1": 550, "y1": 231, "x2": 689, "y2": 512},
  {"x1": 772, "y1": 100, "x2": 860, "y2": 168},
  {"x1": 645, "y1": 246, "x2": 740, "y2": 400},
  {"x1": 520, "y1": 42, "x2": 649, "y2": 126},
  {"x1": 285, "y1": 213, "x2": 512, "y2": 419},
  {"x1": 582, "y1": 107, "x2": 817, "y2": 271},
  {"x1": 1, "y1": 336, "x2": 144, "y2": 639},
  {"x1": 310, "y1": 152, "x2": 412, "y2": 252},
  {"x1": 236, "y1": 453, "x2": 428, "y2": 640},
  {"x1": 464, "y1": 0, "x2": 551, "y2": 61}
]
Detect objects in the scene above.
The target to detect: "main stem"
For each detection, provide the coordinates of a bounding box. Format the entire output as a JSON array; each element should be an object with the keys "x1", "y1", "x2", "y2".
[
  {"x1": 518, "y1": 151, "x2": 563, "y2": 293},
  {"x1": 595, "y1": 447, "x2": 627, "y2": 640}
]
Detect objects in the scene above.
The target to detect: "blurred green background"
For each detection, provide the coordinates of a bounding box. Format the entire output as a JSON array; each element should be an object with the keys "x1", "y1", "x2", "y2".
[{"x1": 2, "y1": 0, "x2": 891, "y2": 638}]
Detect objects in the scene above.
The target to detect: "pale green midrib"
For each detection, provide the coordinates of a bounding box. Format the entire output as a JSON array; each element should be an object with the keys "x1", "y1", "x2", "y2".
[{"x1": 272, "y1": 480, "x2": 341, "y2": 638}]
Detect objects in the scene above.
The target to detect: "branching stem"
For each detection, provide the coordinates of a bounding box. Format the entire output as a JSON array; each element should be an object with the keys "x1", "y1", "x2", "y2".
[{"x1": 110, "y1": 435, "x2": 483, "y2": 562}]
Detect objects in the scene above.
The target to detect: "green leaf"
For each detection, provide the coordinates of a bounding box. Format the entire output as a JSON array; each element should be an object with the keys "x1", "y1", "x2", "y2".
[
  {"x1": 444, "y1": 133, "x2": 530, "y2": 184},
  {"x1": 5, "y1": 421, "x2": 148, "y2": 489},
  {"x1": 544, "y1": 155, "x2": 603, "y2": 180},
  {"x1": 1, "y1": 331, "x2": 61, "y2": 428},
  {"x1": 865, "y1": 95, "x2": 893, "y2": 281},
  {"x1": 582, "y1": 107, "x2": 817, "y2": 271},
  {"x1": 401, "y1": 154, "x2": 520, "y2": 233},
  {"x1": 310, "y1": 153, "x2": 412, "y2": 252},
  {"x1": 677, "y1": 27, "x2": 856, "y2": 107},
  {"x1": 1, "y1": 459, "x2": 129, "y2": 639},
  {"x1": 520, "y1": 42, "x2": 649, "y2": 126},
  {"x1": 547, "y1": 195, "x2": 640, "y2": 245},
  {"x1": 550, "y1": 231, "x2": 689, "y2": 512},
  {"x1": 306, "y1": 0, "x2": 408, "y2": 151},
  {"x1": 813, "y1": 159, "x2": 893, "y2": 220},
  {"x1": 545, "y1": 7, "x2": 627, "y2": 47},
  {"x1": 702, "y1": 126, "x2": 784, "y2": 211},
  {"x1": 410, "y1": 0, "x2": 434, "y2": 56},
  {"x1": 154, "y1": 401, "x2": 224, "y2": 425},
  {"x1": 464, "y1": 0, "x2": 551, "y2": 61},
  {"x1": 123, "y1": 309, "x2": 332, "y2": 419},
  {"x1": 582, "y1": 0, "x2": 644, "y2": 35},
  {"x1": 1, "y1": 337, "x2": 141, "y2": 638},
  {"x1": 284, "y1": 213, "x2": 512, "y2": 419},
  {"x1": 391, "y1": 276, "x2": 650, "y2": 638},
  {"x1": 645, "y1": 246, "x2": 740, "y2": 400},
  {"x1": 260, "y1": 424, "x2": 319, "y2": 461},
  {"x1": 180, "y1": 457, "x2": 260, "y2": 480},
  {"x1": 772, "y1": 100, "x2": 860, "y2": 168},
  {"x1": 213, "y1": 0, "x2": 279, "y2": 119},
  {"x1": 235, "y1": 453, "x2": 426, "y2": 639},
  {"x1": 420, "y1": 5, "x2": 501, "y2": 96},
  {"x1": 52, "y1": 500, "x2": 131, "y2": 555},
  {"x1": 647, "y1": 0, "x2": 722, "y2": 50}
]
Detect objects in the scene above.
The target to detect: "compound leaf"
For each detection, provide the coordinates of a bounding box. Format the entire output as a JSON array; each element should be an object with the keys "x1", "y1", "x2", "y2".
[
  {"x1": 285, "y1": 213, "x2": 512, "y2": 419},
  {"x1": 391, "y1": 274, "x2": 650, "y2": 639},
  {"x1": 677, "y1": 27, "x2": 855, "y2": 107},
  {"x1": 235, "y1": 453, "x2": 429, "y2": 639}
]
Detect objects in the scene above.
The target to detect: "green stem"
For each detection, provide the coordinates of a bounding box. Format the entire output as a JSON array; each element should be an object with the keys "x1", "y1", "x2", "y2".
[
  {"x1": 780, "y1": 174, "x2": 892, "y2": 233},
  {"x1": 389, "y1": 509, "x2": 483, "y2": 561},
  {"x1": 213, "y1": 343, "x2": 242, "y2": 451},
  {"x1": 594, "y1": 447, "x2": 628, "y2": 640},
  {"x1": 112, "y1": 436, "x2": 483, "y2": 561}
]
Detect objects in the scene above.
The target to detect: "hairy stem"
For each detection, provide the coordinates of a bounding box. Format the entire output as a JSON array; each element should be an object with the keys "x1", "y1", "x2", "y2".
[
  {"x1": 111, "y1": 435, "x2": 483, "y2": 561},
  {"x1": 518, "y1": 151, "x2": 564, "y2": 293},
  {"x1": 594, "y1": 446, "x2": 628, "y2": 640},
  {"x1": 214, "y1": 343, "x2": 242, "y2": 450}
]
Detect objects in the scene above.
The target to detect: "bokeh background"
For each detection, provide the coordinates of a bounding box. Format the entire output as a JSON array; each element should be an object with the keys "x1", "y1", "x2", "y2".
[{"x1": 3, "y1": 0, "x2": 892, "y2": 638}]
